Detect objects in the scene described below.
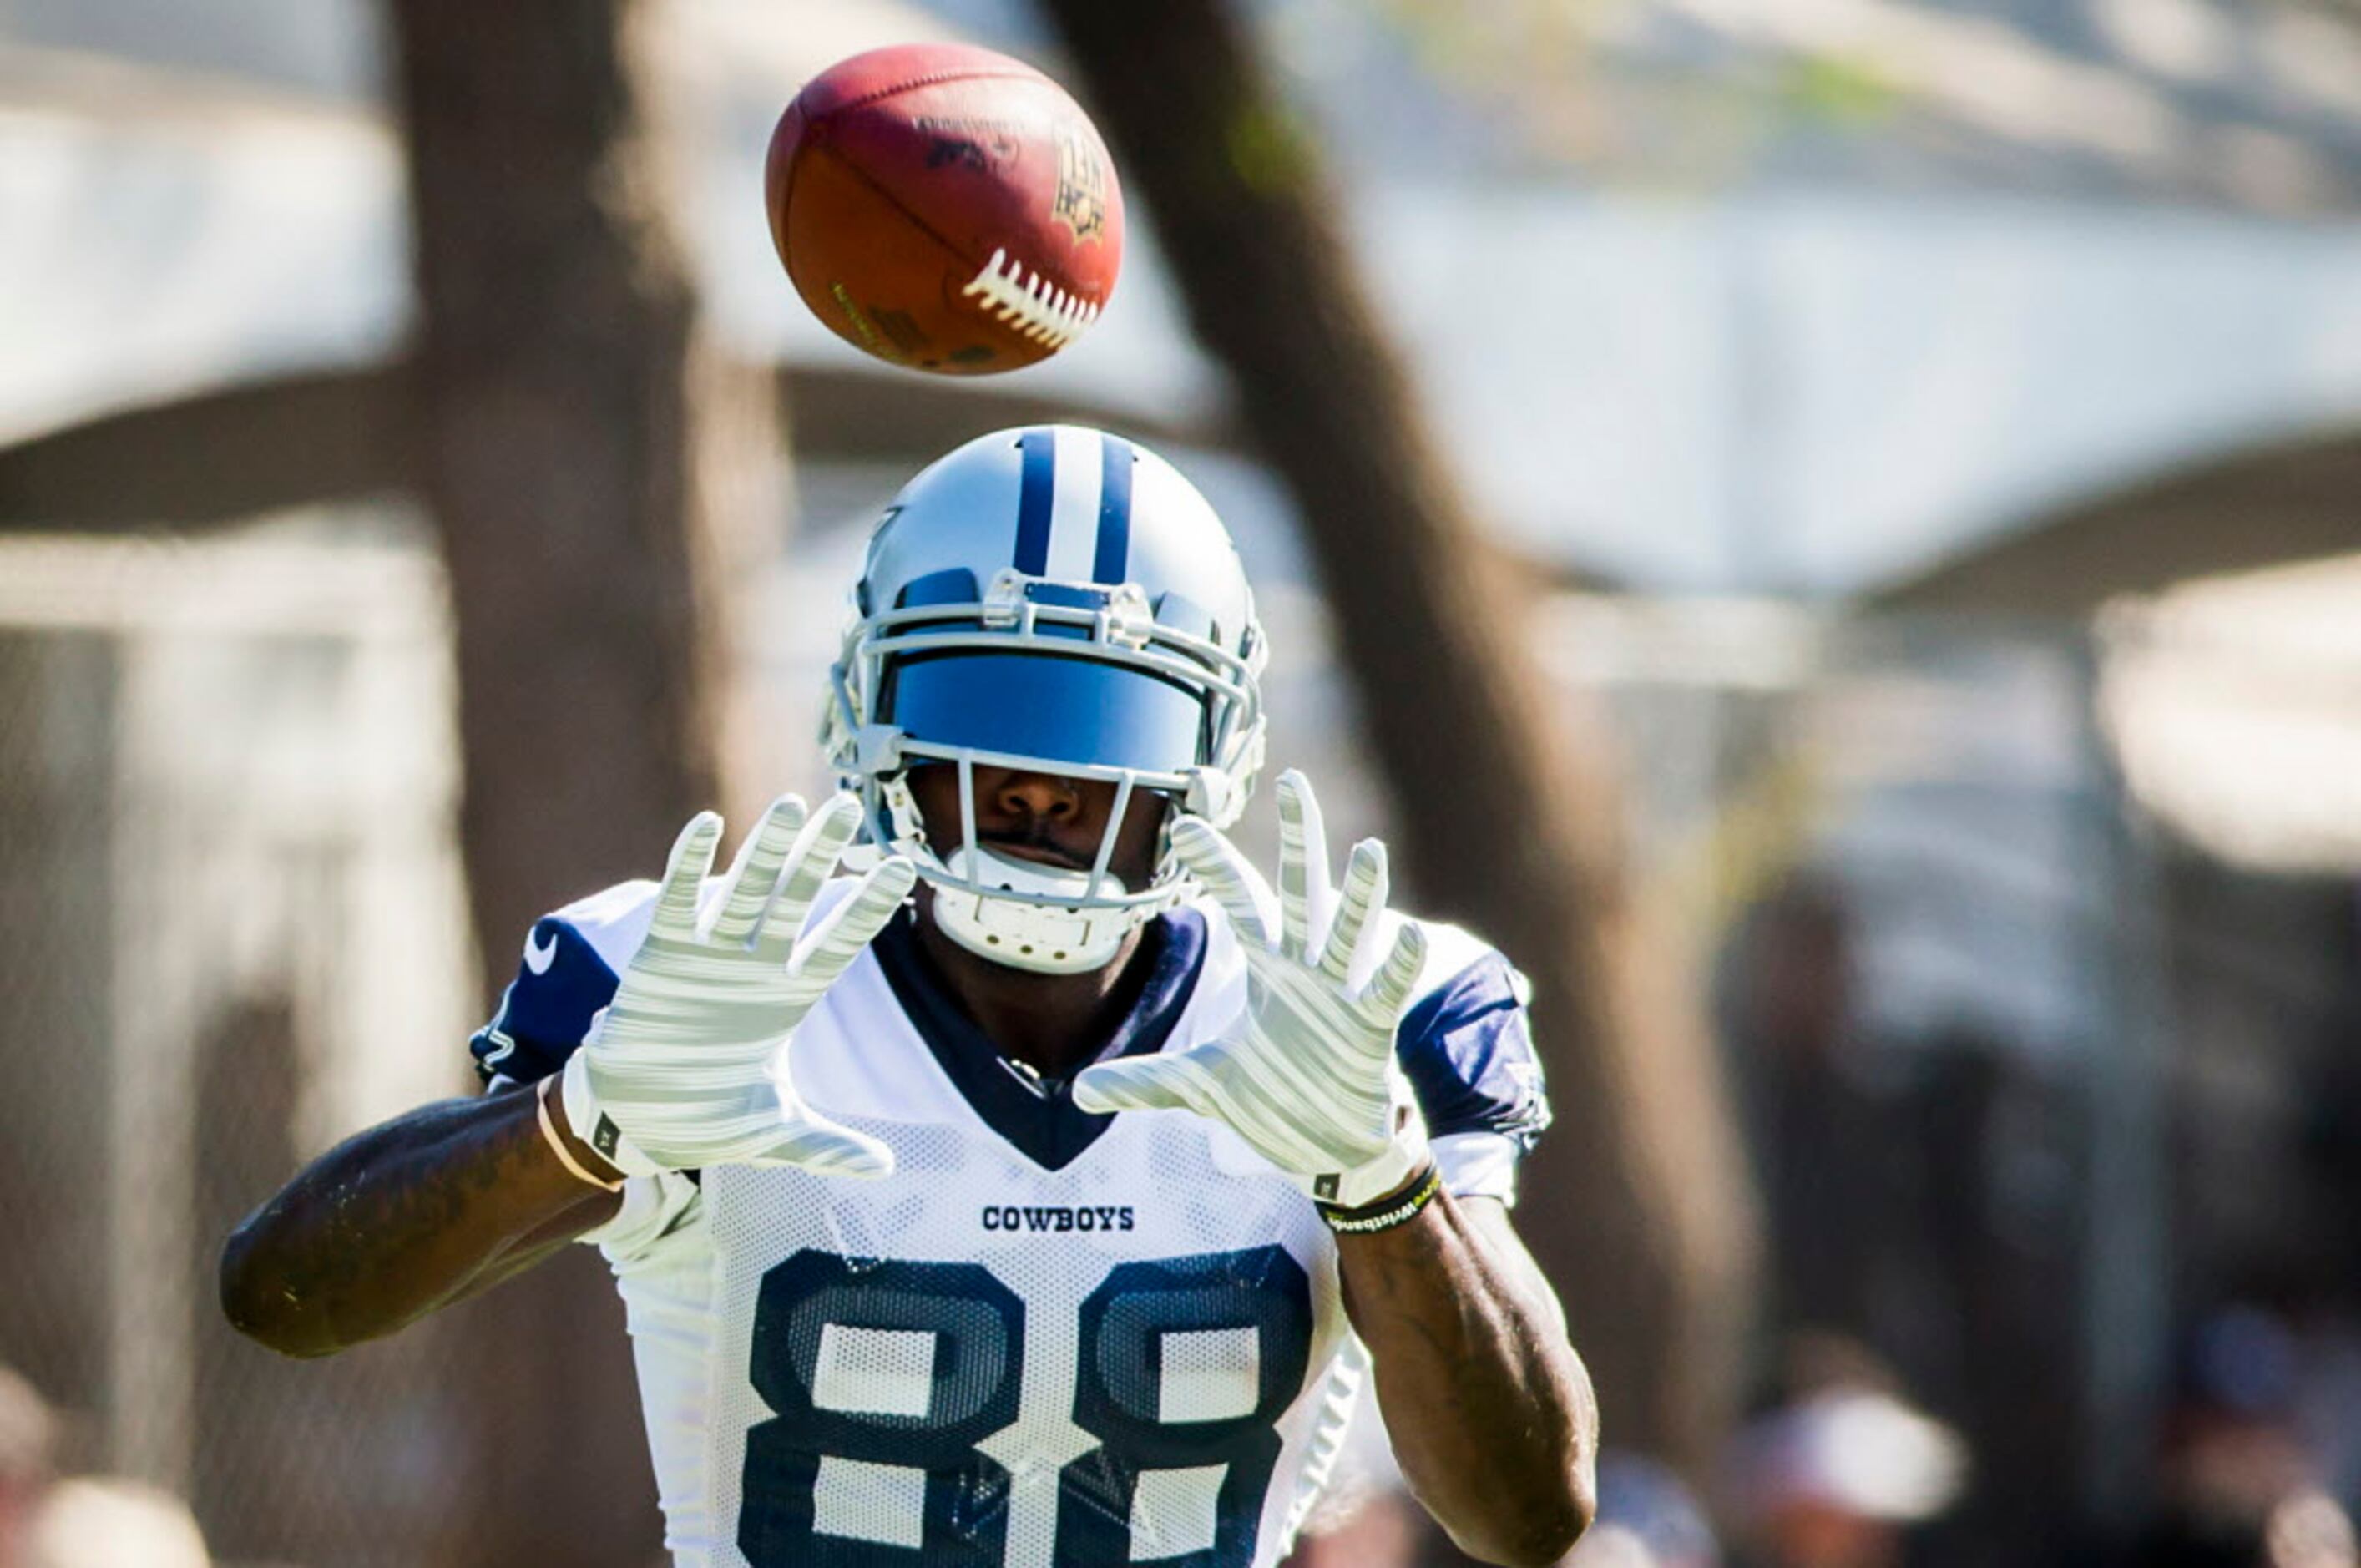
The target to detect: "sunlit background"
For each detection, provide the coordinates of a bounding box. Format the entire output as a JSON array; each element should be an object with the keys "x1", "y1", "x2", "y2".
[{"x1": 4, "y1": 1, "x2": 2361, "y2": 1565}]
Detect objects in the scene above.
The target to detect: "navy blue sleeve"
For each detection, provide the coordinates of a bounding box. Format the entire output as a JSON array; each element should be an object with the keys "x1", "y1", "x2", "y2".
[
  {"x1": 1396, "y1": 951, "x2": 1552, "y2": 1149},
  {"x1": 469, "y1": 917, "x2": 624, "y2": 1087}
]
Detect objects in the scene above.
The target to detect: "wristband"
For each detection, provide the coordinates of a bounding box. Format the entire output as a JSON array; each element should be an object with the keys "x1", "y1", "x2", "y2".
[
  {"x1": 537, "y1": 1075, "x2": 624, "y2": 1193},
  {"x1": 1317, "y1": 1159, "x2": 1443, "y2": 1234}
]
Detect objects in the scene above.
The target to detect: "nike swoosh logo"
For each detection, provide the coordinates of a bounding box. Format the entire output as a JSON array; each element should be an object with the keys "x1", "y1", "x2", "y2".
[{"x1": 524, "y1": 928, "x2": 559, "y2": 975}]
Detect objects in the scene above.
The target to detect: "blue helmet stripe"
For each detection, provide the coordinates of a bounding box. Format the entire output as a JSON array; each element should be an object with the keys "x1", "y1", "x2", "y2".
[
  {"x1": 1093, "y1": 435, "x2": 1135, "y2": 584},
  {"x1": 1013, "y1": 427, "x2": 1056, "y2": 574}
]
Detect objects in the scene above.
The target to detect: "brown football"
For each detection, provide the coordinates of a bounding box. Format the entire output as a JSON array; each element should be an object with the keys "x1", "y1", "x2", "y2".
[{"x1": 766, "y1": 43, "x2": 1125, "y2": 376}]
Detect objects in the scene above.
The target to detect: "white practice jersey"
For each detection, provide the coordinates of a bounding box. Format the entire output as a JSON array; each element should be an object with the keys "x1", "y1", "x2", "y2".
[{"x1": 473, "y1": 878, "x2": 1551, "y2": 1568}]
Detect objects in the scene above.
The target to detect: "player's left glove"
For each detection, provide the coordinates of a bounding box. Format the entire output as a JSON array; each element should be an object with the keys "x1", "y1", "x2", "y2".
[{"x1": 1073, "y1": 770, "x2": 1432, "y2": 1211}]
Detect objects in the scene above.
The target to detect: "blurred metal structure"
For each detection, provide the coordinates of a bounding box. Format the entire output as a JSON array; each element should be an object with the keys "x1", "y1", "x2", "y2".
[
  {"x1": 0, "y1": 523, "x2": 478, "y2": 1565},
  {"x1": 14, "y1": 6, "x2": 2361, "y2": 597},
  {"x1": 1562, "y1": 587, "x2": 2361, "y2": 1545}
]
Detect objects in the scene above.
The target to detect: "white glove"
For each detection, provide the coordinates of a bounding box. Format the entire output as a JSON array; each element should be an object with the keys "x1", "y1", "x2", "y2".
[
  {"x1": 559, "y1": 792, "x2": 915, "y2": 1179},
  {"x1": 1074, "y1": 771, "x2": 1431, "y2": 1208}
]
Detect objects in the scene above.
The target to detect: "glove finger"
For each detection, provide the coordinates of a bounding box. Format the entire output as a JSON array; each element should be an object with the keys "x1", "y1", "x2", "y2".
[
  {"x1": 790, "y1": 856, "x2": 918, "y2": 982},
  {"x1": 1073, "y1": 1053, "x2": 1213, "y2": 1117},
  {"x1": 650, "y1": 812, "x2": 724, "y2": 941},
  {"x1": 1318, "y1": 837, "x2": 1389, "y2": 984},
  {"x1": 1170, "y1": 817, "x2": 1279, "y2": 951},
  {"x1": 759, "y1": 793, "x2": 867, "y2": 961},
  {"x1": 749, "y1": 1116, "x2": 896, "y2": 1179},
  {"x1": 1274, "y1": 770, "x2": 1335, "y2": 963},
  {"x1": 1361, "y1": 918, "x2": 1428, "y2": 1027},
  {"x1": 711, "y1": 794, "x2": 806, "y2": 946}
]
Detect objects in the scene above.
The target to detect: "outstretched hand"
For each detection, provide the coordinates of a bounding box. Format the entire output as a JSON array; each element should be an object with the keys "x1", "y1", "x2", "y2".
[
  {"x1": 1074, "y1": 770, "x2": 1430, "y2": 1206},
  {"x1": 560, "y1": 792, "x2": 915, "y2": 1179}
]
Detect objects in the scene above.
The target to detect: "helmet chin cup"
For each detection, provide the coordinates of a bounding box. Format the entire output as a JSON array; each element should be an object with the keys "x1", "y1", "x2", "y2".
[
  {"x1": 932, "y1": 846, "x2": 1144, "y2": 974},
  {"x1": 874, "y1": 778, "x2": 1172, "y2": 975}
]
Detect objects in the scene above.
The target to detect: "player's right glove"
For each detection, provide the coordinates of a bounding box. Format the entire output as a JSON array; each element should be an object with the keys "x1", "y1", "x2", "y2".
[{"x1": 559, "y1": 792, "x2": 915, "y2": 1180}]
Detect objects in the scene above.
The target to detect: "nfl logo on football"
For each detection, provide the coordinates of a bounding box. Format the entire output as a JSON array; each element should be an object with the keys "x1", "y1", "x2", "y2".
[{"x1": 1053, "y1": 131, "x2": 1110, "y2": 243}]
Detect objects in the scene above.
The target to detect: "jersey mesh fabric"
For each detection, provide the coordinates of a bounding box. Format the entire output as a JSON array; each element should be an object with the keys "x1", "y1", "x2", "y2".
[{"x1": 690, "y1": 1098, "x2": 1352, "y2": 1568}]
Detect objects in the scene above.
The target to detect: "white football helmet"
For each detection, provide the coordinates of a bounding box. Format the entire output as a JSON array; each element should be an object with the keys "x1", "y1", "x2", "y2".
[{"x1": 825, "y1": 426, "x2": 1268, "y2": 974}]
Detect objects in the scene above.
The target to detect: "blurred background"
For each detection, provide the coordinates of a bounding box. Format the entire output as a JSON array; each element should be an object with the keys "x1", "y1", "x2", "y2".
[{"x1": 4, "y1": 0, "x2": 2361, "y2": 1565}]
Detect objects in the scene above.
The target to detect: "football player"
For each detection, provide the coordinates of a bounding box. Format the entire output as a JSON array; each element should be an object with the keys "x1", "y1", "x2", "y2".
[{"x1": 222, "y1": 427, "x2": 1597, "y2": 1567}]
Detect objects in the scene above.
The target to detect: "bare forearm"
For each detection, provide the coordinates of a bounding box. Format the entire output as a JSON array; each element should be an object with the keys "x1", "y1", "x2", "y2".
[
  {"x1": 1338, "y1": 1193, "x2": 1597, "y2": 1566},
  {"x1": 220, "y1": 1088, "x2": 619, "y2": 1358}
]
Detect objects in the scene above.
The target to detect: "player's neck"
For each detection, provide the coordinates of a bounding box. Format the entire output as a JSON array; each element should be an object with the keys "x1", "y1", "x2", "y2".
[{"x1": 908, "y1": 904, "x2": 1153, "y2": 1081}]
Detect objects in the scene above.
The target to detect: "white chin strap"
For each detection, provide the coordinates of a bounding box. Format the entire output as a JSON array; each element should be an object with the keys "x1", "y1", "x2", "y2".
[{"x1": 929, "y1": 845, "x2": 1145, "y2": 974}]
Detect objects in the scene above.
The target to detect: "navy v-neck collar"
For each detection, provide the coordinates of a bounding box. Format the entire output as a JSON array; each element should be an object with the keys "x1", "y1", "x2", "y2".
[{"x1": 870, "y1": 906, "x2": 1209, "y2": 1171}]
